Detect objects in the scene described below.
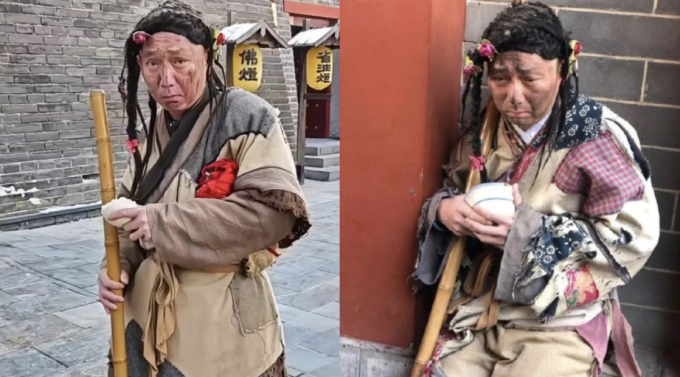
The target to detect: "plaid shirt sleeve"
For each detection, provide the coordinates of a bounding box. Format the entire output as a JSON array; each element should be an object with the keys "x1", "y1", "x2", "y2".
[{"x1": 554, "y1": 131, "x2": 645, "y2": 217}]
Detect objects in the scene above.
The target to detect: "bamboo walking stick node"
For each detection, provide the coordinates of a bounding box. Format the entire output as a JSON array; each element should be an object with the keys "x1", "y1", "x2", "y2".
[
  {"x1": 410, "y1": 102, "x2": 500, "y2": 377},
  {"x1": 90, "y1": 90, "x2": 128, "y2": 377}
]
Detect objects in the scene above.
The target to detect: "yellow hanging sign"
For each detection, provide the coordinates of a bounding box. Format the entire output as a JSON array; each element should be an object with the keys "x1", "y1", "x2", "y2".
[
  {"x1": 307, "y1": 47, "x2": 333, "y2": 91},
  {"x1": 233, "y1": 44, "x2": 262, "y2": 92}
]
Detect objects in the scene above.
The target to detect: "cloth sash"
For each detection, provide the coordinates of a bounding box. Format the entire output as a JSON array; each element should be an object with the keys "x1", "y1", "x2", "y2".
[
  {"x1": 448, "y1": 250, "x2": 502, "y2": 331},
  {"x1": 142, "y1": 261, "x2": 242, "y2": 376}
]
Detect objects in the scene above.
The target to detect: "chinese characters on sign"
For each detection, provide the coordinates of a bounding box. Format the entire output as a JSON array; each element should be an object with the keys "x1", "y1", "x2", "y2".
[
  {"x1": 306, "y1": 47, "x2": 333, "y2": 91},
  {"x1": 233, "y1": 44, "x2": 263, "y2": 92}
]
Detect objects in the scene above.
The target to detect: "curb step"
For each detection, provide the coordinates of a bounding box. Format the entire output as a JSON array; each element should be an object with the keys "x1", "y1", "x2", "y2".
[
  {"x1": 304, "y1": 166, "x2": 340, "y2": 182},
  {"x1": 305, "y1": 153, "x2": 340, "y2": 168},
  {"x1": 305, "y1": 139, "x2": 340, "y2": 156}
]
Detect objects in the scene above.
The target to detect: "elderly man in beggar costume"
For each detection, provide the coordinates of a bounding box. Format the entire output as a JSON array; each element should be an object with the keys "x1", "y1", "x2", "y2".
[
  {"x1": 413, "y1": 3, "x2": 659, "y2": 377},
  {"x1": 95, "y1": 1, "x2": 311, "y2": 376}
]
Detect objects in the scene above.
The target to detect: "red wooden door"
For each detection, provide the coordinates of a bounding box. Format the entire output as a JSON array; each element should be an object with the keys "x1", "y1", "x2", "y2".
[
  {"x1": 305, "y1": 86, "x2": 331, "y2": 138},
  {"x1": 294, "y1": 47, "x2": 332, "y2": 139}
]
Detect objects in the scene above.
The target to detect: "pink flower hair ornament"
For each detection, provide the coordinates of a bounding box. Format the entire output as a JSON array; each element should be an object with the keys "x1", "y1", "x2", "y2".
[
  {"x1": 463, "y1": 56, "x2": 482, "y2": 81},
  {"x1": 132, "y1": 31, "x2": 151, "y2": 45},
  {"x1": 568, "y1": 40, "x2": 583, "y2": 75},
  {"x1": 477, "y1": 39, "x2": 497, "y2": 61},
  {"x1": 470, "y1": 154, "x2": 486, "y2": 171},
  {"x1": 126, "y1": 139, "x2": 139, "y2": 154}
]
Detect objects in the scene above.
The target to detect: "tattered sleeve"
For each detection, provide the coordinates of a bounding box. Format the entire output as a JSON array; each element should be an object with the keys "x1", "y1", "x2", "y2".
[
  {"x1": 146, "y1": 119, "x2": 309, "y2": 270},
  {"x1": 146, "y1": 191, "x2": 296, "y2": 269},
  {"x1": 495, "y1": 130, "x2": 660, "y2": 321},
  {"x1": 412, "y1": 136, "x2": 471, "y2": 286}
]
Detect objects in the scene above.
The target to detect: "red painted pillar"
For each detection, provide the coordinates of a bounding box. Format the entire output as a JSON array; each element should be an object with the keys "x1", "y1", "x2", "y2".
[{"x1": 340, "y1": 0, "x2": 467, "y2": 348}]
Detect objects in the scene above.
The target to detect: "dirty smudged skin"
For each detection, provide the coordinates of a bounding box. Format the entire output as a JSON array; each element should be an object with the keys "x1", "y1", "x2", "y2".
[{"x1": 137, "y1": 32, "x2": 208, "y2": 119}]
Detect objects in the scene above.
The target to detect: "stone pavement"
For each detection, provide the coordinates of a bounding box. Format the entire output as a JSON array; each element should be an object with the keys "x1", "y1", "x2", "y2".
[{"x1": 0, "y1": 180, "x2": 339, "y2": 377}]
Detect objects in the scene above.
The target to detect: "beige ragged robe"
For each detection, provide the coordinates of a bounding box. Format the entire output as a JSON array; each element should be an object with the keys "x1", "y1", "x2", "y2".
[{"x1": 102, "y1": 88, "x2": 309, "y2": 377}]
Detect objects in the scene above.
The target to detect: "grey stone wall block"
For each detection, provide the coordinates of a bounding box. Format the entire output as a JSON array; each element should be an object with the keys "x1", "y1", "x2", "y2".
[
  {"x1": 75, "y1": 19, "x2": 106, "y2": 29},
  {"x1": 55, "y1": 8, "x2": 90, "y2": 18},
  {"x1": 59, "y1": 130, "x2": 91, "y2": 140},
  {"x1": 0, "y1": 65, "x2": 30, "y2": 74},
  {"x1": 0, "y1": 4, "x2": 22, "y2": 13},
  {"x1": 38, "y1": 104, "x2": 72, "y2": 112},
  {"x1": 94, "y1": 48, "x2": 122, "y2": 57},
  {"x1": 28, "y1": 45, "x2": 63, "y2": 55},
  {"x1": 73, "y1": 1, "x2": 101, "y2": 10},
  {"x1": 10, "y1": 55, "x2": 48, "y2": 65},
  {"x1": 65, "y1": 67, "x2": 97, "y2": 75},
  {"x1": 33, "y1": 25, "x2": 52, "y2": 35},
  {"x1": 8, "y1": 94, "x2": 27, "y2": 104},
  {"x1": 44, "y1": 36, "x2": 77, "y2": 45},
  {"x1": 22, "y1": 6, "x2": 58, "y2": 15},
  {"x1": 104, "y1": 21, "x2": 130, "y2": 31},
  {"x1": 0, "y1": 45, "x2": 28, "y2": 54},
  {"x1": 647, "y1": 232, "x2": 680, "y2": 272},
  {"x1": 0, "y1": 152, "x2": 29, "y2": 164},
  {"x1": 40, "y1": 16, "x2": 75, "y2": 27},
  {"x1": 465, "y1": 2, "x2": 508, "y2": 42},
  {"x1": 34, "y1": 84, "x2": 69, "y2": 93},
  {"x1": 560, "y1": 11, "x2": 680, "y2": 61},
  {"x1": 50, "y1": 75, "x2": 84, "y2": 84},
  {"x1": 1, "y1": 104, "x2": 39, "y2": 114},
  {"x1": 38, "y1": 0, "x2": 73, "y2": 7},
  {"x1": 0, "y1": 114, "x2": 22, "y2": 124},
  {"x1": 102, "y1": 4, "x2": 133, "y2": 13},
  {"x1": 26, "y1": 131, "x2": 59, "y2": 142},
  {"x1": 91, "y1": 12, "x2": 121, "y2": 21},
  {"x1": 80, "y1": 57, "x2": 110, "y2": 66},
  {"x1": 7, "y1": 34, "x2": 44, "y2": 45},
  {"x1": 15, "y1": 24, "x2": 34, "y2": 34},
  {"x1": 85, "y1": 29, "x2": 101, "y2": 38},
  {"x1": 5, "y1": 124, "x2": 43, "y2": 134},
  {"x1": 644, "y1": 148, "x2": 680, "y2": 190},
  {"x1": 47, "y1": 56, "x2": 80, "y2": 65},
  {"x1": 77, "y1": 37, "x2": 108, "y2": 47},
  {"x1": 27, "y1": 94, "x2": 46, "y2": 103},
  {"x1": 603, "y1": 102, "x2": 680, "y2": 149},
  {"x1": 15, "y1": 75, "x2": 50, "y2": 84},
  {"x1": 5, "y1": 14, "x2": 41, "y2": 25},
  {"x1": 645, "y1": 62, "x2": 680, "y2": 106}
]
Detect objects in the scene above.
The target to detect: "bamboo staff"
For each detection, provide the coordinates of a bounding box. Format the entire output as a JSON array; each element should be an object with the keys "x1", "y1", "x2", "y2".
[
  {"x1": 410, "y1": 102, "x2": 499, "y2": 377},
  {"x1": 90, "y1": 90, "x2": 128, "y2": 377},
  {"x1": 410, "y1": 3, "x2": 525, "y2": 376}
]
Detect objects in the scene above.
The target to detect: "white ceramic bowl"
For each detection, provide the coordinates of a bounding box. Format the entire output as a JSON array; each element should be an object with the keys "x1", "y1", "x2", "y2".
[
  {"x1": 101, "y1": 197, "x2": 139, "y2": 228},
  {"x1": 464, "y1": 182, "x2": 515, "y2": 218}
]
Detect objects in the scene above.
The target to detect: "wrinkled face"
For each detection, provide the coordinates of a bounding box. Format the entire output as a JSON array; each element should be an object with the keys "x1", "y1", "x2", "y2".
[
  {"x1": 137, "y1": 32, "x2": 208, "y2": 118},
  {"x1": 487, "y1": 51, "x2": 562, "y2": 129}
]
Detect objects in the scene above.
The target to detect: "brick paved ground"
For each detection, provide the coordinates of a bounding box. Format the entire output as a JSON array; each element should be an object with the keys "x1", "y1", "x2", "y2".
[{"x1": 0, "y1": 180, "x2": 339, "y2": 377}]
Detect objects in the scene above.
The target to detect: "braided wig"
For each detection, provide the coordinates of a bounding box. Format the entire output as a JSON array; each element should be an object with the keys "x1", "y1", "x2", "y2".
[
  {"x1": 462, "y1": 2, "x2": 578, "y2": 180},
  {"x1": 119, "y1": 0, "x2": 226, "y2": 197}
]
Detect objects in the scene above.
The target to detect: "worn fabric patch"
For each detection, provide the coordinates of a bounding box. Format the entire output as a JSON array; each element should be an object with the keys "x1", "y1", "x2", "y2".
[
  {"x1": 531, "y1": 93, "x2": 603, "y2": 150},
  {"x1": 183, "y1": 88, "x2": 278, "y2": 182},
  {"x1": 514, "y1": 214, "x2": 601, "y2": 319},
  {"x1": 554, "y1": 131, "x2": 645, "y2": 217},
  {"x1": 230, "y1": 273, "x2": 278, "y2": 334},
  {"x1": 526, "y1": 215, "x2": 590, "y2": 273},
  {"x1": 565, "y1": 264, "x2": 599, "y2": 308}
]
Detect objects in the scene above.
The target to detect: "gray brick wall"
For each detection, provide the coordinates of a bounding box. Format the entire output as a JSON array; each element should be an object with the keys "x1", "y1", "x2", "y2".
[
  {"x1": 0, "y1": 0, "x2": 300, "y2": 219},
  {"x1": 467, "y1": 0, "x2": 680, "y2": 356}
]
